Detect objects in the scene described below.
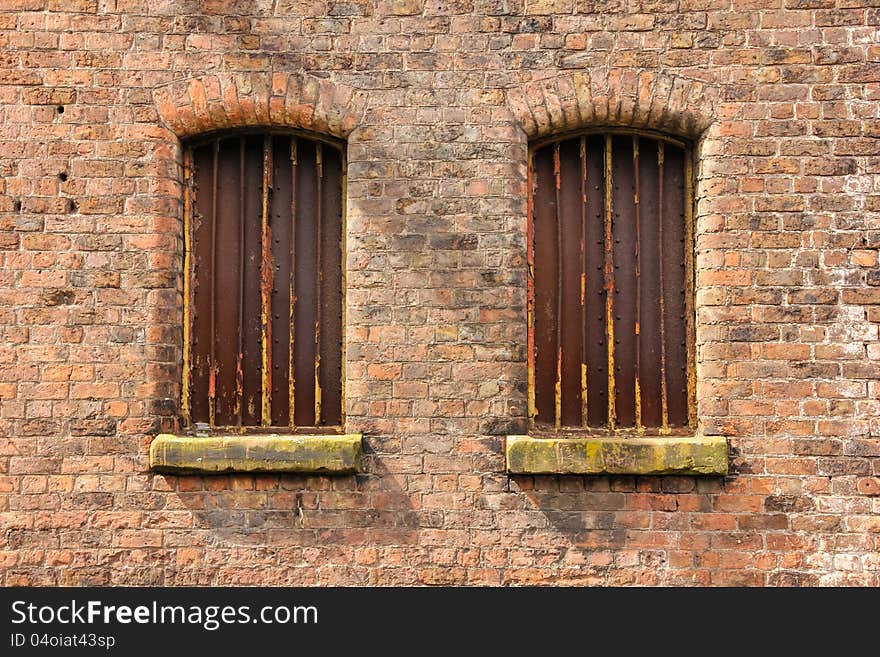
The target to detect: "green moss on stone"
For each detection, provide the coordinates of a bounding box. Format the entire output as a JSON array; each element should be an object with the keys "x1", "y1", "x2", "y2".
[
  {"x1": 505, "y1": 435, "x2": 728, "y2": 476},
  {"x1": 149, "y1": 433, "x2": 362, "y2": 475}
]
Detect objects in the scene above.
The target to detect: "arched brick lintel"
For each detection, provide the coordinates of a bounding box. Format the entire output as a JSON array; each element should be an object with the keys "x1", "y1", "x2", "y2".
[
  {"x1": 506, "y1": 70, "x2": 719, "y2": 142},
  {"x1": 153, "y1": 72, "x2": 367, "y2": 140}
]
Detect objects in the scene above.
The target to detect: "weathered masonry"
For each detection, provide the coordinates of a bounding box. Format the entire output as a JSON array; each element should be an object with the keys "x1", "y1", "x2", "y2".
[{"x1": 2, "y1": 2, "x2": 879, "y2": 587}]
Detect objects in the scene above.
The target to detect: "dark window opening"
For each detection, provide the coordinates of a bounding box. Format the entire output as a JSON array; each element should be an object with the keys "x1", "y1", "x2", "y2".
[
  {"x1": 183, "y1": 133, "x2": 344, "y2": 431},
  {"x1": 529, "y1": 132, "x2": 694, "y2": 433}
]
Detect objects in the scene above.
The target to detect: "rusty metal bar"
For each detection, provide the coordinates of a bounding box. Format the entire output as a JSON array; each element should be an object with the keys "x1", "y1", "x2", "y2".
[
  {"x1": 260, "y1": 135, "x2": 273, "y2": 426},
  {"x1": 289, "y1": 138, "x2": 298, "y2": 426},
  {"x1": 339, "y1": 149, "x2": 348, "y2": 426},
  {"x1": 319, "y1": 145, "x2": 344, "y2": 427},
  {"x1": 633, "y1": 136, "x2": 642, "y2": 431},
  {"x1": 532, "y1": 146, "x2": 557, "y2": 426},
  {"x1": 214, "y1": 140, "x2": 242, "y2": 426},
  {"x1": 182, "y1": 149, "x2": 192, "y2": 426},
  {"x1": 603, "y1": 134, "x2": 616, "y2": 430},
  {"x1": 658, "y1": 140, "x2": 668, "y2": 431},
  {"x1": 559, "y1": 140, "x2": 583, "y2": 427},
  {"x1": 663, "y1": 143, "x2": 688, "y2": 427},
  {"x1": 236, "y1": 138, "x2": 245, "y2": 425},
  {"x1": 209, "y1": 139, "x2": 218, "y2": 427},
  {"x1": 270, "y1": 137, "x2": 292, "y2": 426},
  {"x1": 526, "y1": 149, "x2": 536, "y2": 427},
  {"x1": 611, "y1": 136, "x2": 637, "y2": 428},
  {"x1": 315, "y1": 143, "x2": 323, "y2": 425},
  {"x1": 584, "y1": 136, "x2": 607, "y2": 427},
  {"x1": 241, "y1": 137, "x2": 263, "y2": 426},
  {"x1": 579, "y1": 136, "x2": 588, "y2": 428},
  {"x1": 553, "y1": 143, "x2": 562, "y2": 429},
  {"x1": 685, "y1": 147, "x2": 696, "y2": 428},
  {"x1": 190, "y1": 145, "x2": 213, "y2": 425},
  {"x1": 638, "y1": 137, "x2": 662, "y2": 429},
  {"x1": 294, "y1": 141, "x2": 318, "y2": 426}
]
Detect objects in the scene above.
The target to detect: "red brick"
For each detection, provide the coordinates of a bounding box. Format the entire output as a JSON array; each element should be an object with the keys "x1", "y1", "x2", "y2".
[
  {"x1": 856, "y1": 478, "x2": 880, "y2": 496},
  {"x1": 1, "y1": 1, "x2": 877, "y2": 590}
]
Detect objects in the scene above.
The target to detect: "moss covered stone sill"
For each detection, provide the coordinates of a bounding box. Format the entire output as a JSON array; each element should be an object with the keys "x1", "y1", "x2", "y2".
[
  {"x1": 149, "y1": 433, "x2": 362, "y2": 475},
  {"x1": 505, "y1": 434, "x2": 728, "y2": 476}
]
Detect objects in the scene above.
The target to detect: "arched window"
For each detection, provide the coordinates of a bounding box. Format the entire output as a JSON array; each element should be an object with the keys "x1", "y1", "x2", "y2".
[
  {"x1": 182, "y1": 132, "x2": 344, "y2": 430},
  {"x1": 529, "y1": 131, "x2": 694, "y2": 433}
]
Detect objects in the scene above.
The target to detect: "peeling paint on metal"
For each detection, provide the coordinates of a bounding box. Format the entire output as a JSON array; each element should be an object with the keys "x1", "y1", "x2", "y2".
[{"x1": 260, "y1": 135, "x2": 273, "y2": 427}]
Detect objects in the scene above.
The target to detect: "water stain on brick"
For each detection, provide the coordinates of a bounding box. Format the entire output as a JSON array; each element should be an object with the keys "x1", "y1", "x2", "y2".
[
  {"x1": 42, "y1": 289, "x2": 75, "y2": 306},
  {"x1": 764, "y1": 495, "x2": 815, "y2": 513}
]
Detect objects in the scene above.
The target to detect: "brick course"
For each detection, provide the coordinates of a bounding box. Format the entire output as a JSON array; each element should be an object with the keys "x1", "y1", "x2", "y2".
[{"x1": 1, "y1": 0, "x2": 879, "y2": 586}]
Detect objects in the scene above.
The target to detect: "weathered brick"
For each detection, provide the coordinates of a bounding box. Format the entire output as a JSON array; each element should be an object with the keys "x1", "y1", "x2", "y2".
[{"x1": 0, "y1": 0, "x2": 877, "y2": 590}]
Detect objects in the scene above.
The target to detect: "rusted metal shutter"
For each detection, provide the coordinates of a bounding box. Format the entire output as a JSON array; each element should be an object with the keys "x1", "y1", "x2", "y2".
[
  {"x1": 183, "y1": 133, "x2": 344, "y2": 430},
  {"x1": 530, "y1": 132, "x2": 694, "y2": 432}
]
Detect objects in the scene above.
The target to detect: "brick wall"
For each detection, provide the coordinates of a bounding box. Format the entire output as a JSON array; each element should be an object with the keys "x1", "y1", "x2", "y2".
[{"x1": 1, "y1": 0, "x2": 879, "y2": 586}]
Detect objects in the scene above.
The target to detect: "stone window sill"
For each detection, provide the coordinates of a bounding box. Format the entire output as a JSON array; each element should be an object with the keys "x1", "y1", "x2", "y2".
[
  {"x1": 505, "y1": 434, "x2": 728, "y2": 476},
  {"x1": 149, "y1": 433, "x2": 362, "y2": 475}
]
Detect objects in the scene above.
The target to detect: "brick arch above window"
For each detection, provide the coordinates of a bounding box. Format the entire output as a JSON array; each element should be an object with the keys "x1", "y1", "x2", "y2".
[
  {"x1": 505, "y1": 70, "x2": 719, "y2": 141},
  {"x1": 153, "y1": 72, "x2": 367, "y2": 140}
]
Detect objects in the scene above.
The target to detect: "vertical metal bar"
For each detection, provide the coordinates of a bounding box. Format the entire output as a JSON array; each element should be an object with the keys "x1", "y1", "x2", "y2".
[
  {"x1": 559, "y1": 139, "x2": 584, "y2": 428},
  {"x1": 209, "y1": 139, "x2": 218, "y2": 428},
  {"x1": 293, "y1": 143, "x2": 317, "y2": 426},
  {"x1": 604, "y1": 134, "x2": 616, "y2": 431},
  {"x1": 636, "y1": 137, "x2": 662, "y2": 429},
  {"x1": 584, "y1": 136, "x2": 607, "y2": 427},
  {"x1": 236, "y1": 138, "x2": 245, "y2": 426},
  {"x1": 663, "y1": 144, "x2": 688, "y2": 427},
  {"x1": 340, "y1": 148, "x2": 347, "y2": 426},
  {"x1": 182, "y1": 148, "x2": 192, "y2": 427},
  {"x1": 684, "y1": 146, "x2": 696, "y2": 428},
  {"x1": 314, "y1": 143, "x2": 323, "y2": 425},
  {"x1": 532, "y1": 147, "x2": 558, "y2": 426},
  {"x1": 580, "y1": 136, "x2": 588, "y2": 428},
  {"x1": 527, "y1": 149, "x2": 536, "y2": 428},
  {"x1": 633, "y1": 136, "x2": 642, "y2": 432},
  {"x1": 190, "y1": 145, "x2": 214, "y2": 425},
  {"x1": 318, "y1": 145, "x2": 344, "y2": 427},
  {"x1": 289, "y1": 138, "x2": 297, "y2": 427},
  {"x1": 214, "y1": 141, "x2": 243, "y2": 426},
  {"x1": 611, "y1": 136, "x2": 637, "y2": 428},
  {"x1": 241, "y1": 138, "x2": 263, "y2": 426},
  {"x1": 260, "y1": 135, "x2": 273, "y2": 427},
  {"x1": 658, "y1": 140, "x2": 669, "y2": 431},
  {"x1": 269, "y1": 137, "x2": 292, "y2": 426},
  {"x1": 553, "y1": 142, "x2": 562, "y2": 430}
]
